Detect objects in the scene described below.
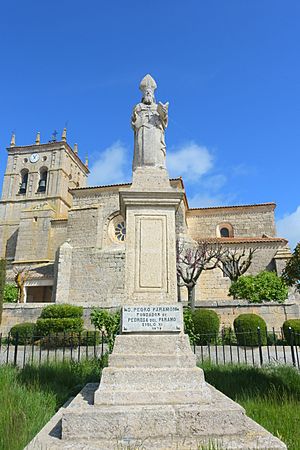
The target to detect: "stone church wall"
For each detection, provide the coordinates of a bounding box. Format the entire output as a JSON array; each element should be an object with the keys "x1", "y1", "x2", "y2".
[{"x1": 187, "y1": 204, "x2": 276, "y2": 239}]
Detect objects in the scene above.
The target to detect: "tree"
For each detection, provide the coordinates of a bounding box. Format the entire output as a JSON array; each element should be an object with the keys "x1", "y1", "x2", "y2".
[
  {"x1": 177, "y1": 240, "x2": 225, "y2": 310},
  {"x1": 13, "y1": 267, "x2": 30, "y2": 303},
  {"x1": 217, "y1": 247, "x2": 257, "y2": 288},
  {"x1": 282, "y1": 243, "x2": 300, "y2": 293},
  {"x1": 0, "y1": 259, "x2": 6, "y2": 325}
]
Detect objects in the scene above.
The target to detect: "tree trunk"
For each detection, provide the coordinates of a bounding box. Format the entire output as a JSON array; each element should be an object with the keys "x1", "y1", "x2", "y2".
[{"x1": 188, "y1": 286, "x2": 196, "y2": 311}]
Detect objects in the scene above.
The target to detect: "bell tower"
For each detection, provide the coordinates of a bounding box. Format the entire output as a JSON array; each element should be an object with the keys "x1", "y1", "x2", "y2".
[{"x1": 0, "y1": 130, "x2": 89, "y2": 262}]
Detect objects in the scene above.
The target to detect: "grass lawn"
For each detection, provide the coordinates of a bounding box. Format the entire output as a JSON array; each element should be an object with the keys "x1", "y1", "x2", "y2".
[
  {"x1": 200, "y1": 362, "x2": 300, "y2": 450},
  {"x1": 0, "y1": 358, "x2": 104, "y2": 450},
  {"x1": 0, "y1": 358, "x2": 299, "y2": 449}
]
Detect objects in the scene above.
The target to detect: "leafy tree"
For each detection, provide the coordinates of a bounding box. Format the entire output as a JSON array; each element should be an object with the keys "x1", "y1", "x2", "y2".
[
  {"x1": 4, "y1": 284, "x2": 18, "y2": 303},
  {"x1": 282, "y1": 243, "x2": 300, "y2": 293},
  {"x1": 177, "y1": 240, "x2": 225, "y2": 310},
  {"x1": 218, "y1": 247, "x2": 257, "y2": 286},
  {"x1": 229, "y1": 271, "x2": 288, "y2": 303},
  {"x1": 0, "y1": 259, "x2": 6, "y2": 325}
]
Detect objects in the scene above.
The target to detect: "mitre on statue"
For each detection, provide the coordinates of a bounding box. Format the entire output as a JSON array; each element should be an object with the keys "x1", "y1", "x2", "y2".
[{"x1": 139, "y1": 74, "x2": 157, "y2": 93}]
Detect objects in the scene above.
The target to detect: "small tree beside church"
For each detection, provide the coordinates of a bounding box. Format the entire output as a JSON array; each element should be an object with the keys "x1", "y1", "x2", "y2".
[
  {"x1": 177, "y1": 240, "x2": 225, "y2": 310},
  {"x1": 217, "y1": 247, "x2": 257, "y2": 286},
  {"x1": 0, "y1": 259, "x2": 6, "y2": 325},
  {"x1": 282, "y1": 242, "x2": 300, "y2": 293}
]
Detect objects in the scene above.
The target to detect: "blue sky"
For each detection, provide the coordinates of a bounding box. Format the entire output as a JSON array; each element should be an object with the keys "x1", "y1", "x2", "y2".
[{"x1": 0, "y1": 1, "x2": 299, "y2": 249}]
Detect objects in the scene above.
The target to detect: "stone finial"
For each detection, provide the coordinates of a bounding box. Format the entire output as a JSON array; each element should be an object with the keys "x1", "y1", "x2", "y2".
[
  {"x1": 85, "y1": 155, "x2": 88, "y2": 167},
  {"x1": 10, "y1": 132, "x2": 16, "y2": 147},
  {"x1": 139, "y1": 74, "x2": 157, "y2": 94},
  {"x1": 61, "y1": 127, "x2": 67, "y2": 142},
  {"x1": 35, "y1": 132, "x2": 40, "y2": 145},
  {"x1": 73, "y1": 143, "x2": 78, "y2": 154}
]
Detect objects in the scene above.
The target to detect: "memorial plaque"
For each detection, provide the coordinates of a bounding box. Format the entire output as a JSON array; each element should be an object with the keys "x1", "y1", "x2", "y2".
[{"x1": 122, "y1": 304, "x2": 183, "y2": 333}]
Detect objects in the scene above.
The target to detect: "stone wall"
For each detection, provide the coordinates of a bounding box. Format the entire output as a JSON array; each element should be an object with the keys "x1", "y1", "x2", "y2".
[
  {"x1": 187, "y1": 204, "x2": 276, "y2": 239},
  {"x1": 192, "y1": 300, "x2": 300, "y2": 331}
]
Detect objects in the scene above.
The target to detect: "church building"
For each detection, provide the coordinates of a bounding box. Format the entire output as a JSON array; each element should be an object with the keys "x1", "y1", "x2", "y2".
[{"x1": 0, "y1": 76, "x2": 291, "y2": 307}]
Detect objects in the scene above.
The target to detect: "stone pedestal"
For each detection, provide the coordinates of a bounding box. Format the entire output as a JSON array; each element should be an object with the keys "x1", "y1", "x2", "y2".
[{"x1": 119, "y1": 188, "x2": 183, "y2": 305}]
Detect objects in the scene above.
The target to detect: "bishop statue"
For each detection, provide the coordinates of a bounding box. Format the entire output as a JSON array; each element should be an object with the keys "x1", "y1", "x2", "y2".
[{"x1": 131, "y1": 74, "x2": 169, "y2": 171}]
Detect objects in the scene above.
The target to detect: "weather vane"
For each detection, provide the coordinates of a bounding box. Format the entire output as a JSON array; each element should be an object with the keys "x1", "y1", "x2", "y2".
[{"x1": 49, "y1": 130, "x2": 58, "y2": 142}]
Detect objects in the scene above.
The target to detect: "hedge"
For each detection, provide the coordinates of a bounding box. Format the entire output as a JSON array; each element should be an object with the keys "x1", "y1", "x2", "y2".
[
  {"x1": 192, "y1": 309, "x2": 220, "y2": 344},
  {"x1": 282, "y1": 319, "x2": 300, "y2": 345},
  {"x1": 40, "y1": 304, "x2": 83, "y2": 319},
  {"x1": 39, "y1": 330, "x2": 101, "y2": 349},
  {"x1": 233, "y1": 313, "x2": 267, "y2": 346},
  {"x1": 9, "y1": 323, "x2": 36, "y2": 345},
  {"x1": 36, "y1": 317, "x2": 84, "y2": 337}
]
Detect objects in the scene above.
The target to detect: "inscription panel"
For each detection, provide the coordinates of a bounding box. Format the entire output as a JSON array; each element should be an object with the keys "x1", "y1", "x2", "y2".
[
  {"x1": 122, "y1": 304, "x2": 183, "y2": 333},
  {"x1": 135, "y1": 215, "x2": 167, "y2": 291}
]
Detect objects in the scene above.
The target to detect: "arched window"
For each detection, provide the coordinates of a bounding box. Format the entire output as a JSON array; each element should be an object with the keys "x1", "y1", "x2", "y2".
[
  {"x1": 220, "y1": 227, "x2": 230, "y2": 238},
  {"x1": 216, "y1": 223, "x2": 234, "y2": 238},
  {"x1": 37, "y1": 168, "x2": 48, "y2": 193},
  {"x1": 19, "y1": 169, "x2": 29, "y2": 194}
]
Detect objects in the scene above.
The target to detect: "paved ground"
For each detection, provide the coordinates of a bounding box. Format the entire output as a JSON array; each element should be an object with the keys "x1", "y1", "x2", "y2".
[{"x1": 0, "y1": 342, "x2": 299, "y2": 368}]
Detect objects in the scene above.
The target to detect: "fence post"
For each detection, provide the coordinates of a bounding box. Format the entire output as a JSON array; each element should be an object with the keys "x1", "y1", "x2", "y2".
[
  {"x1": 257, "y1": 327, "x2": 263, "y2": 366},
  {"x1": 288, "y1": 327, "x2": 296, "y2": 367},
  {"x1": 13, "y1": 331, "x2": 19, "y2": 366}
]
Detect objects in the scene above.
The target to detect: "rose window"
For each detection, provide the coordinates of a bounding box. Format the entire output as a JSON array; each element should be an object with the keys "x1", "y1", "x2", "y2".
[{"x1": 114, "y1": 221, "x2": 126, "y2": 241}]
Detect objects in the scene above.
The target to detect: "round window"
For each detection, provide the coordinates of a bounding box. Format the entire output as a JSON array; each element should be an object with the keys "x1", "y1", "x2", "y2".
[
  {"x1": 108, "y1": 214, "x2": 126, "y2": 243},
  {"x1": 114, "y1": 221, "x2": 126, "y2": 241}
]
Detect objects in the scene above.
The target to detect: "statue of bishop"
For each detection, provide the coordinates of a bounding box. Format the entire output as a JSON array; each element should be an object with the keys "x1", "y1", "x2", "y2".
[{"x1": 132, "y1": 74, "x2": 169, "y2": 171}]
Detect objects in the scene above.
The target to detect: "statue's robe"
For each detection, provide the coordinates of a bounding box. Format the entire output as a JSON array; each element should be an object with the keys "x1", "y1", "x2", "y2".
[{"x1": 132, "y1": 102, "x2": 167, "y2": 170}]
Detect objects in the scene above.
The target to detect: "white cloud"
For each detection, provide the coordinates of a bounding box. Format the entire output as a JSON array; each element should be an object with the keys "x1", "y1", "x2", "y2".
[
  {"x1": 277, "y1": 206, "x2": 300, "y2": 251},
  {"x1": 88, "y1": 141, "x2": 130, "y2": 186},
  {"x1": 188, "y1": 193, "x2": 224, "y2": 208},
  {"x1": 167, "y1": 142, "x2": 213, "y2": 181},
  {"x1": 202, "y1": 174, "x2": 227, "y2": 191}
]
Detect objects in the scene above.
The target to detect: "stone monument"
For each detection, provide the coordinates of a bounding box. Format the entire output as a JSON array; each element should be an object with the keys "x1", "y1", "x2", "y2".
[{"x1": 27, "y1": 75, "x2": 286, "y2": 449}]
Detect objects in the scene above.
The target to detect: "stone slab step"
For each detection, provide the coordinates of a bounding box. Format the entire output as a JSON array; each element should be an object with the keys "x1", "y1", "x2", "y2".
[
  {"x1": 113, "y1": 333, "x2": 193, "y2": 356},
  {"x1": 109, "y1": 353, "x2": 196, "y2": 368},
  {"x1": 94, "y1": 388, "x2": 211, "y2": 405},
  {"x1": 98, "y1": 367, "x2": 206, "y2": 391}
]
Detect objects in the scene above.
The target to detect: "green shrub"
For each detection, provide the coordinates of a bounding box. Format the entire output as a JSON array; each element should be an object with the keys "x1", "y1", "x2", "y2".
[
  {"x1": 36, "y1": 317, "x2": 84, "y2": 337},
  {"x1": 90, "y1": 309, "x2": 120, "y2": 352},
  {"x1": 183, "y1": 307, "x2": 198, "y2": 344},
  {"x1": 192, "y1": 309, "x2": 220, "y2": 344},
  {"x1": 39, "y1": 329, "x2": 101, "y2": 349},
  {"x1": 282, "y1": 319, "x2": 300, "y2": 345},
  {"x1": 229, "y1": 271, "x2": 288, "y2": 303},
  {"x1": 3, "y1": 284, "x2": 18, "y2": 303},
  {"x1": 9, "y1": 322, "x2": 36, "y2": 344},
  {"x1": 233, "y1": 314, "x2": 267, "y2": 346},
  {"x1": 0, "y1": 258, "x2": 6, "y2": 325},
  {"x1": 40, "y1": 304, "x2": 83, "y2": 319}
]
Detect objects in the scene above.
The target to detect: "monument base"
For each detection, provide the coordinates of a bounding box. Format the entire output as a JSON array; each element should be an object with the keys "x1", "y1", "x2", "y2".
[{"x1": 26, "y1": 334, "x2": 286, "y2": 449}]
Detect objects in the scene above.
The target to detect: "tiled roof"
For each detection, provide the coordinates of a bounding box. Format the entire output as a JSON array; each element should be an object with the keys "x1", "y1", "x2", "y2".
[
  {"x1": 195, "y1": 237, "x2": 287, "y2": 244},
  {"x1": 189, "y1": 202, "x2": 276, "y2": 211},
  {"x1": 70, "y1": 178, "x2": 184, "y2": 191}
]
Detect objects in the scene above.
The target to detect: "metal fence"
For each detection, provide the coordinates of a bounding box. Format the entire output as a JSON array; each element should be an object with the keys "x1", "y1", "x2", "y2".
[
  {"x1": 192, "y1": 327, "x2": 300, "y2": 369},
  {"x1": 0, "y1": 327, "x2": 299, "y2": 369}
]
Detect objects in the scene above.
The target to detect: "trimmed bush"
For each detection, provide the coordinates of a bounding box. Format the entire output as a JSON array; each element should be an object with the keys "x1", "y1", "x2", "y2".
[
  {"x1": 233, "y1": 314, "x2": 267, "y2": 346},
  {"x1": 282, "y1": 319, "x2": 300, "y2": 345},
  {"x1": 39, "y1": 330, "x2": 101, "y2": 349},
  {"x1": 229, "y1": 271, "x2": 288, "y2": 303},
  {"x1": 192, "y1": 309, "x2": 220, "y2": 344},
  {"x1": 40, "y1": 304, "x2": 83, "y2": 319},
  {"x1": 36, "y1": 318, "x2": 84, "y2": 337},
  {"x1": 9, "y1": 322, "x2": 36, "y2": 344}
]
